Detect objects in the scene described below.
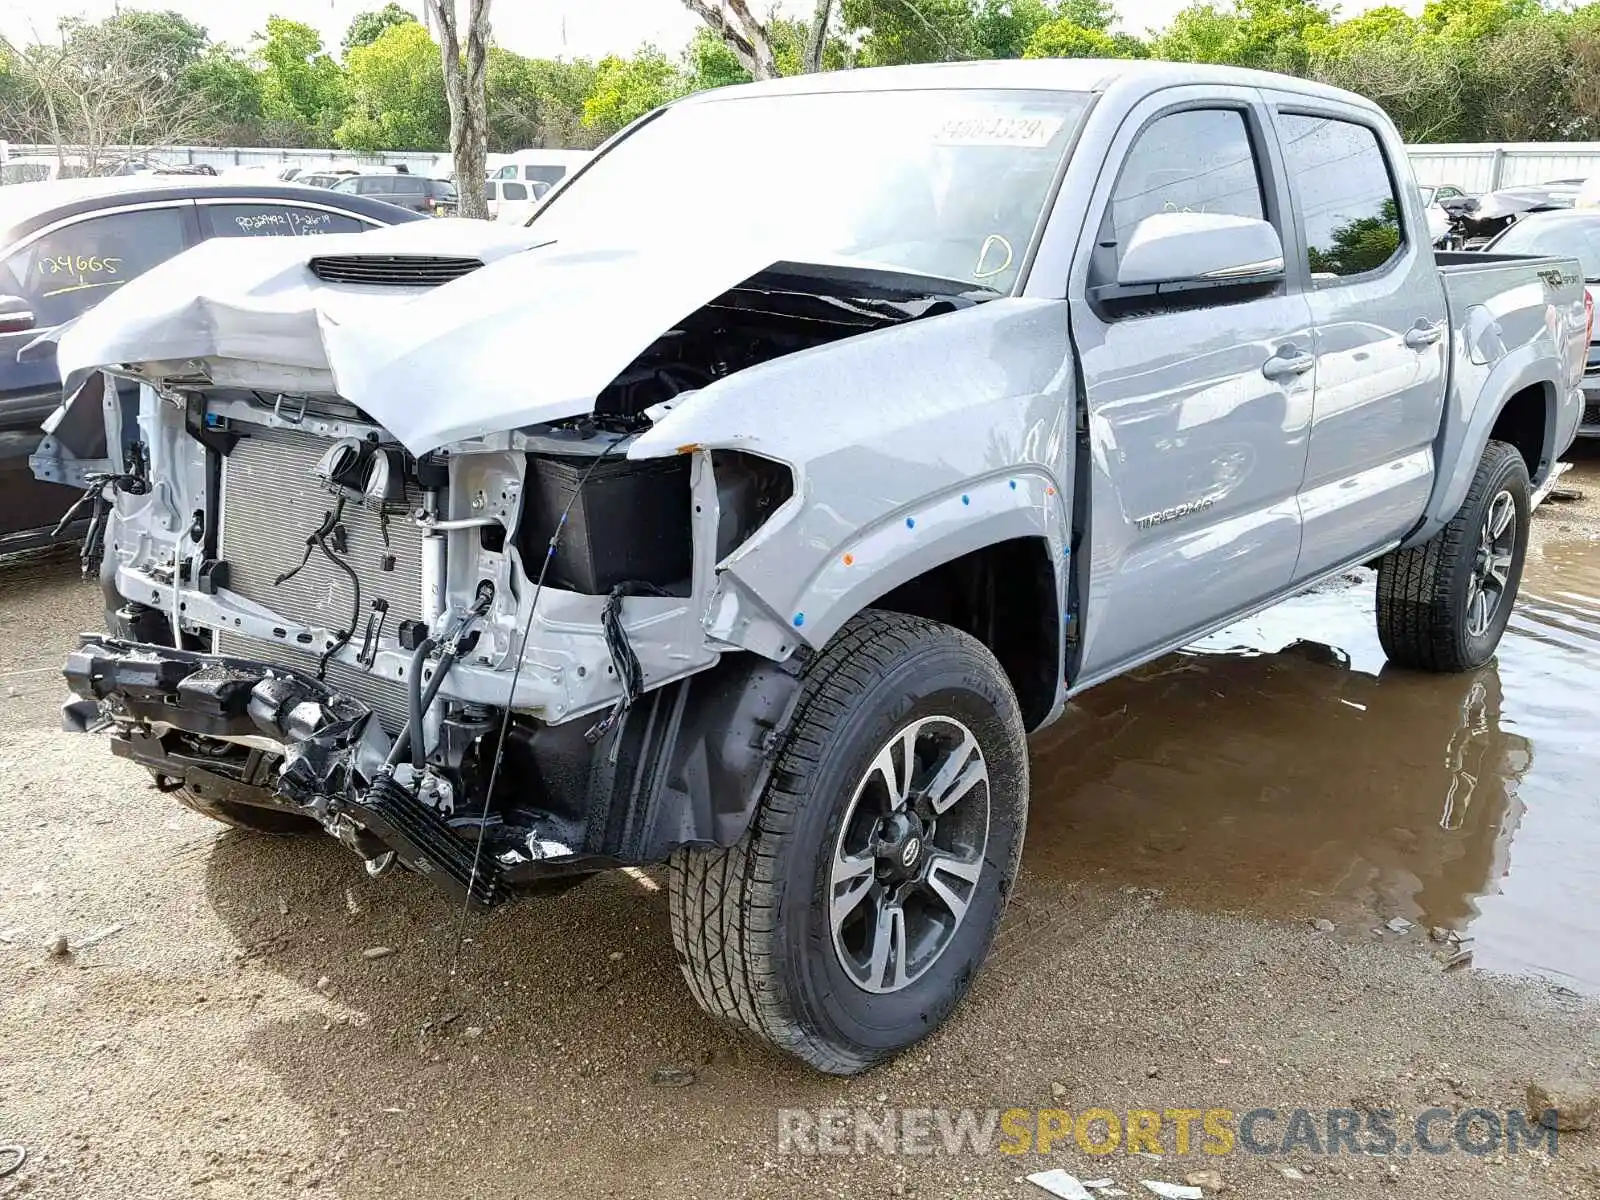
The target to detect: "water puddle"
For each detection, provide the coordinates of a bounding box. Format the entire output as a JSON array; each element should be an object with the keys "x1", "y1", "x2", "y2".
[{"x1": 1026, "y1": 457, "x2": 1600, "y2": 992}]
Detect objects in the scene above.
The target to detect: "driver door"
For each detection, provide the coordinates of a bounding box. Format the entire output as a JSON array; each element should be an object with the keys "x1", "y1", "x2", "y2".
[{"x1": 1065, "y1": 89, "x2": 1316, "y2": 684}]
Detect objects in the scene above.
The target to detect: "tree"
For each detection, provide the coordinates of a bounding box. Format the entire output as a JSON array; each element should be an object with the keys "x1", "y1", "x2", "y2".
[
  {"x1": 424, "y1": 0, "x2": 492, "y2": 218},
  {"x1": 487, "y1": 53, "x2": 603, "y2": 149},
  {"x1": 680, "y1": 1, "x2": 779, "y2": 79},
  {"x1": 0, "y1": 20, "x2": 209, "y2": 170},
  {"x1": 1310, "y1": 26, "x2": 1471, "y2": 142},
  {"x1": 344, "y1": 3, "x2": 420, "y2": 55},
  {"x1": 1023, "y1": 18, "x2": 1124, "y2": 57},
  {"x1": 1152, "y1": 3, "x2": 1245, "y2": 63},
  {"x1": 804, "y1": 0, "x2": 835, "y2": 72},
  {"x1": 582, "y1": 47, "x2": 683, "y2": 138},
  {"x1": 1058, "y1": 0, "x2": 1117, "y2": 32},
  {"x1": 338, "y1": 20, "x2": 447, "y2": 150},
  {"x1": 256, "y1": 18, "x2": 347, "y2": 143},
  {"x1": 185, "y1": 47, "x2": 265, "y2": 141},
  {"x1": 684, "y1": 26, "x2": 753, "y2": 90},
  {"x1": 841, "y1": 0, "x2": 977, "y2": 64},
  {"x1": 973, "y1": 0, "x2": 1056, "y2": 59},
  {"x1": 81, "y1": 10, "x2": 210, "y2": 79}
]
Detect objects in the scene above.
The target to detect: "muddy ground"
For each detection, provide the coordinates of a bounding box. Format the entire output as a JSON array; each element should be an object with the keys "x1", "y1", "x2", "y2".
[{"x1": 3, "y1": 451, "x2": 1600, "y2": 1200}]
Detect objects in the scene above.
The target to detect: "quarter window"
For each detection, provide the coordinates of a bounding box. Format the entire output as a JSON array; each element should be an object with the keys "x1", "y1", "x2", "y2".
[
  {"x1": 1278, "y1": 114, "x2": 1404, "y2": 281},
  {"x1": 1108, "y1": 108, "x2": 1267, "y2": 269},
  {"x1": 1, "y1": 206, "x2": 187, "y2": 326}
]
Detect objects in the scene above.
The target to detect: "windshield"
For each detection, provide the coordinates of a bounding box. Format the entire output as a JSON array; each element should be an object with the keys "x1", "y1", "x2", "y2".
[
  {"x1": 1491, "y1": 216, "x2": 1600, "y2": 280},
  {"x1": 530, "y1": 87, "x2": 1091, "y2": 292}
]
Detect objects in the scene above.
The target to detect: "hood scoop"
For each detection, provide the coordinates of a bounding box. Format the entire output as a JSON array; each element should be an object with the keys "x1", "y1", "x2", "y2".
[{"x1": 308, "y1": 254, "x2": 485, "y2": 287}]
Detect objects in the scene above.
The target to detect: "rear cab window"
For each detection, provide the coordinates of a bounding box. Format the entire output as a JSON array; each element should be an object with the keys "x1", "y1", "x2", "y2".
[
  {"x1": 1277, "y1": 113, "x2": 1405, "y2": 284},
  {"x1": 1, "y1": 205, "x2": 189, "y2": 326}
]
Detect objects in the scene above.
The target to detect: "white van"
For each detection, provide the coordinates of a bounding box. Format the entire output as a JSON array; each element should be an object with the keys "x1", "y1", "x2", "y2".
[
  {"x1": 483, "y1": 177, "x2": 549, "y2": 224},
  {"x1": 489, "y1": 149, "x2": 593, "y2": 190}
]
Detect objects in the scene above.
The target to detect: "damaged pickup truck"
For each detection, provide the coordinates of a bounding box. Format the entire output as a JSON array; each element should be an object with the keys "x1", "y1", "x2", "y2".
[{"x1": 39, "y1": 61, "x2": 1589, "y2": 1074}]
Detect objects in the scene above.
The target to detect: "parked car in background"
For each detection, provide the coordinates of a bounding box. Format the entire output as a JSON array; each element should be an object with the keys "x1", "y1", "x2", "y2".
[
  {"x1": 490, "y1": 148, "x2": 592, "y2": 191},
  {"x1": 1485, "y1": 209, "x2": 1600, "y2": 436},
  {"x1": 483, "y1": 177, "x2": 549, "y2": 223},
  {"x1": 1419, "y1": 182, "x2": 1467, "y2": 244},
  {"x1": 42, "y1": 60, "x2": 1587, "y2": 1075},
  {"x1": 331, "y1": 172, "x2": 458, "y2": 216},
  {"x1": 0, "y1": 176, "x2": 425, "y2": 553}
]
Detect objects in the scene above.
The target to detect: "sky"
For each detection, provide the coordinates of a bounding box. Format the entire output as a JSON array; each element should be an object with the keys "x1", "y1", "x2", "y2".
[{"x1": 0, "y1": 0, "x2": 1286, "y2": 59}]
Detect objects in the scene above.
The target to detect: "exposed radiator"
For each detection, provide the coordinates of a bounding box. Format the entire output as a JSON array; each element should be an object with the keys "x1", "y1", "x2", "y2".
[{"x1": 217, "y1": 424, "x2": 423, "y2": 730}]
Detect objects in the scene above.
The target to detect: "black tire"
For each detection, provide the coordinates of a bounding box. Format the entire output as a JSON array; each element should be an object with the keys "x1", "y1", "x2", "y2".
[
  {"x1": 170, "y1": 783, "x2": 321, "y2": 836},
  {"x1": 1376, "y1": 439, "x2": 1530, "y2": 672},
  {"x1": 667, "y1": 610, "x2": 1029, "y2": 1075}
]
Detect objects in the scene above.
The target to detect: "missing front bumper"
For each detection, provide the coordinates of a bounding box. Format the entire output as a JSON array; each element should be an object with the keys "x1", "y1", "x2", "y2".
[{"x1": 62, "y1": 636, "x2": 506, "y2": 907}]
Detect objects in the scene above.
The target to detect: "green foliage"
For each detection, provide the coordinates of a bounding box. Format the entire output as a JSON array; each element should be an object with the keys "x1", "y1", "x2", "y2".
[
  {"x1": 76, "y1": 9, "x2": 210, "y2": 78},
  {"x1": 184, "y1": 48, "x2": 265, "y2": 134},
  {"x1": 1308, "y1": 199, "x2": 1402, "y2": 275},
  {"x1": 841, "y1": 0, "x2": 979, "y2": 65},
  {"x1": 256, "y1": 17, "x2": 347, "y2": 143},
  {"x1": 974, "y1": 0, "x2": 1058, "y2": 59},
  {"x1": 684, "y1": 26, "x2": 751, "y2": 90},
  {"x1": 582, "y1": 47, "x2": 683, "y2": 140},
  {"x1": 336, "y1": 20, "x2": 445, "y2": 151},
  {"x1": 343, "y1": 4, "x2": 420, "y2": 55},
  {"x1": 7, "y1": 0, "x2": 1600, "y2": 156},
  {"x1": 1023, "y1": 20, "x2": 1122, "y2": 57}
]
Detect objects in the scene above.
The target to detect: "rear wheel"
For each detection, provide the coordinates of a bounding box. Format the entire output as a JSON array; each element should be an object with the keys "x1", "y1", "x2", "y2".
[
  {"x1": 1376, "y1": 439, "x2": 1530, "y2": 672},
  {"x1": 667, "y1": 610, "x2": 1029, "y2": 1075}
]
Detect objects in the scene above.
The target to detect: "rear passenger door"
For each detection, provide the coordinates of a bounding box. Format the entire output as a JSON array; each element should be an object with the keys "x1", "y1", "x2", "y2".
[
  {"x1": 1267, "y1": 101, "x2": 1450, "y2": 579},
  {"x1": 1067, "y1": 86, "x2": 1316, "y2": 682}
]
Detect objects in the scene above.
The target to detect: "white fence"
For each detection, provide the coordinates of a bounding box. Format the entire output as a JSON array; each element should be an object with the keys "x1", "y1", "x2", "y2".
[
  {"x1": 7, "y1": 139, "x2": 1600, "y2": 194},
  {"x1": 1406, "y1": 142, "x2": 1600, "y2": 192},
  {"x1": 1, "y1": 142, "x2": 448, "y2": 175}
]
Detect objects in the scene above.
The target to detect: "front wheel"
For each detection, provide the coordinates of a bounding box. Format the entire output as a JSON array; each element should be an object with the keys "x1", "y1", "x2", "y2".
[
  {"x1": 1376, "y1": 439, "x2": 1530, "y2": 672},
  {"x1": 667, "y1": 610, "x2": 1029, "y2": 1075}
]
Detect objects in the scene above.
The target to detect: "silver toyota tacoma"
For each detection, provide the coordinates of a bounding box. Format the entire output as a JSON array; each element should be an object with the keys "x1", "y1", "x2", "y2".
[{"x1": 38, "y1": 61, "x2": 1590, "y2": 1074}]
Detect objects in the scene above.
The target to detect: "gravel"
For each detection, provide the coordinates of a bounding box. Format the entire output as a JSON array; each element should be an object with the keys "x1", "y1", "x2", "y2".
[{"x1": 4, "y1": 508, "x2": 1600, "y2": 1199}]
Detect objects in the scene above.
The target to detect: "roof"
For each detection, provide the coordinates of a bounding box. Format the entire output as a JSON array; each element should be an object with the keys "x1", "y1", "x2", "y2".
[
  {"x1": 674, "y1": 58, "x2": 1376, "y2": 113},
  {"x1": 0, "y1": 176, "x2": 425, "y2": 242}
]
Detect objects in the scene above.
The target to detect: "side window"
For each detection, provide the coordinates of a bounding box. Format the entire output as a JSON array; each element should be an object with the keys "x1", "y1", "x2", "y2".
[
  {"x1": 494, "y1": 165, "x2": 515, "y2": 180},
  {"x1": 502, "y1": 181, "x2": 528, "y2": 201},
  {"x1": 0, "y1": 206, "x2": 188, "y2": 326},
  {"x1": 525, "y1": 165, "x2": 567, "y2": 186},
  {"x1": 393, "y1": 176, "x2": 425, "y2": 195},
  {"x1": 1277, "y1": 114, "x2": 1404, "y2": 282},
  {"x1": 1108, "y1": 108, "x2": 1266, "y2": 269},
  {"x1": 203, "y1": 203, "x2": 365, "y2": 238},
  {"x1": 484, "y1": 181, "x2": 497, "y2": 202}
]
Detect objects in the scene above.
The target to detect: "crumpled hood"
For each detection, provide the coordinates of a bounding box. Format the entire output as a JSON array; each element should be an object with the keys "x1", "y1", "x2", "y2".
[{"x1": 55, "y1": 218, "x2": 781, "y2": 455}]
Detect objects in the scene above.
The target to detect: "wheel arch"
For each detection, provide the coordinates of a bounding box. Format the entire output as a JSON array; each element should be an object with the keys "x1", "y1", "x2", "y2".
[{"x1": 1404, "y1": 359, "x2": 1559, "y2": 551}]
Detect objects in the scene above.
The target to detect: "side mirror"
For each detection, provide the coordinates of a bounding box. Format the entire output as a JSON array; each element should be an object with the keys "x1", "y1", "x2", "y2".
[
  {"x1": 0, "y1": 293, "x2": 35, "y2": 335},
  {"x1": 1116, "y1": 212, "x2": 1284, "y2": 288}
]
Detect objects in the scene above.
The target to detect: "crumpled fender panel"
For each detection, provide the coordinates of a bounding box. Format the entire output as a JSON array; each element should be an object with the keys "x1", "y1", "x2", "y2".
[{"x1": 631, "y1": 298, "x2": 1078, "y2": 655}]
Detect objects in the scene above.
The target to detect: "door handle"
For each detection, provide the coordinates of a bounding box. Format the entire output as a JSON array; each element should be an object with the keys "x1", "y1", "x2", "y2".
[
  {"x1": 1262, "y1": 348, "x2": 1315, "y2": 381},
  {"x1": 1403, "y1": 322, "x2": 1445, "y2": 350}
]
